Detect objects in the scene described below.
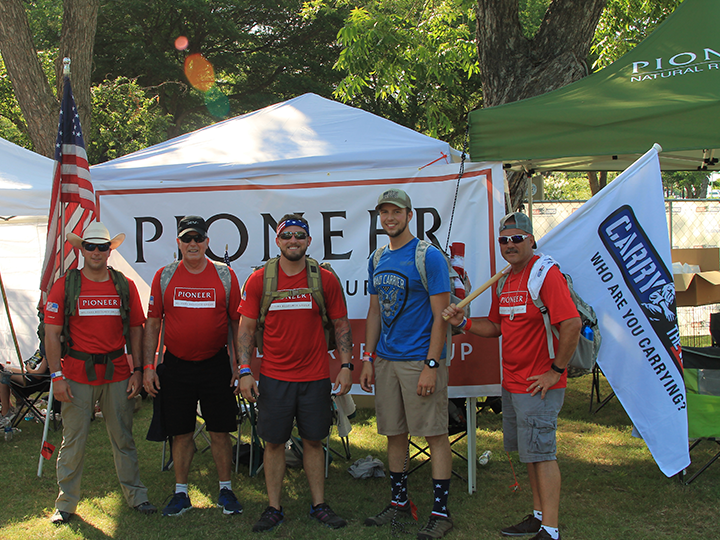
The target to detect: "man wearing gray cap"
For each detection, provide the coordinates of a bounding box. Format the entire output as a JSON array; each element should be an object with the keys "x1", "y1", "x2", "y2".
[
  {"x1": 143, "y1": 215, "x2": 242, "y2": 517},
  {"x1": 360, "y1": 188, "x2": 454, "y2": 540},
  {"x1": 44, "y1": 221, "x2": 155, "y2": 524},
  {"x1": 443, "y1": 212, "x2": 581, "y2": 540}
]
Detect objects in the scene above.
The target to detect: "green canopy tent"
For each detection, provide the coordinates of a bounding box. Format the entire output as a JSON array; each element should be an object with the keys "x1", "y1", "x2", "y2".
[{"x1": 468, "y1": 0, "x2": 720, "y2": 172}]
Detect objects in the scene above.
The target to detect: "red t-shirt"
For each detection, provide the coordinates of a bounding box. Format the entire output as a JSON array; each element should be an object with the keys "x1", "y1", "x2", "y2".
[
  {"x1": 238, "y1": 263, "x2": 347, "y2": 382},
  {"x1": 148, "y1": 261, "x2": 241, "y2": 361},
  {"x1": 489, "y1": 255, "x2": 579, "y2": 393},
  {"x1": 45, "y1": 272, "x2": 145, "y2": 385}
]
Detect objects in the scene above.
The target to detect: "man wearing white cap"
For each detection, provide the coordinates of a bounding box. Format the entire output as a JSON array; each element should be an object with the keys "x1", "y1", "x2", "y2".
[{"x1": 45, "y1": 222, "x2": 155, "y2": 524}]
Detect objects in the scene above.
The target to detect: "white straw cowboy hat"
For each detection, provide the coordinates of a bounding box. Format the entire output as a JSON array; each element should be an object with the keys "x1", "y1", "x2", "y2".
[{"x1": 67, "y1": 222, "x2": 125, "y2": 250}]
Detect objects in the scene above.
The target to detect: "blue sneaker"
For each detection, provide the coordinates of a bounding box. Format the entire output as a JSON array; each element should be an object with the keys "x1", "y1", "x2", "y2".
[
  {"x1": 217, "y1": 487, "x2": 243, "y2": 515},
  {"x1": 162, "y1": 492, "x2": 192, "y2": 517}
]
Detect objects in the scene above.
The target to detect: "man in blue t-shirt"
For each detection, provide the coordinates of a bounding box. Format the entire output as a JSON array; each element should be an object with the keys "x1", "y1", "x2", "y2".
[{"x1": 360, "y1": 188, "x2": 453, "y2": 540}]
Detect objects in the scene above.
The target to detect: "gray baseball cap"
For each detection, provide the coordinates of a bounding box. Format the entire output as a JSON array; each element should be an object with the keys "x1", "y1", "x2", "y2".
[
  {"x1": 499, "y1": 212, "x2": 533, "y2": 235},
  {"x1": 376, "y1": 188, "x2": 412, "y2": 210}
]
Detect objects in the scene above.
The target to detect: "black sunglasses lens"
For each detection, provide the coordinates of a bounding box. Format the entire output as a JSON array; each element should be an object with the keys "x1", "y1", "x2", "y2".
[
  {"x1": 279, "y1": 231, "x2": 306, "y2": 240},
  {"x1": 511, "y1": 235, "x2": 525, "y2": 244},
  {"x1": 498, "y1": 237, "x2": 509, "y2": 245},
  {"x1": 181, "y1": 234, "x2": 205, "y2": 243},
  {"x1": 83, "y1": 243, "x2": 110, "y2": 251}
]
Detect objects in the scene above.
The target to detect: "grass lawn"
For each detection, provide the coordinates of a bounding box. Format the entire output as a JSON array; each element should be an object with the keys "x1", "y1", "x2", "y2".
[{"x1": 1, "y1": 374, "x2": 719, "y2": 539}]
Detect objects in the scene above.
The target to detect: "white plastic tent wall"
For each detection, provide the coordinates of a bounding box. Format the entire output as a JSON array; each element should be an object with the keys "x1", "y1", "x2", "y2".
[{"x1": 0, "y1": 137, "x2": 53, "y2": 366}]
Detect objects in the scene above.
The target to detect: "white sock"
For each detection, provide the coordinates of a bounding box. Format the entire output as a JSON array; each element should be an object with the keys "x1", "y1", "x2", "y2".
[
  {"x1": 175, "y1": 483, "x2": 189, "y2": 495},
  {"x1": 219, "y1": 481, "x2": 232, "y2": 491},
  {"x1": 541, "y1": 525, "x2": 559, "y2": 540},
  {"x1": 533, "y1": 510, "x2": 543, "y2": 521}
]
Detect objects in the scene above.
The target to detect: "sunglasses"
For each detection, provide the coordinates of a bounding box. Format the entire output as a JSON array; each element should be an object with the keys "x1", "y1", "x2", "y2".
[
  {"x1": 498, "y1": 234, "x2": 530, "y2": 245},
  {"x1": 278, "y1": 231, "x2": 308, "y2": 240},
  {"x1": 179, "y1": 234, "x2": 206, "y2": 243},
  {"x1": 82, "y1": 242, "x2": 111, "y2": 252}
]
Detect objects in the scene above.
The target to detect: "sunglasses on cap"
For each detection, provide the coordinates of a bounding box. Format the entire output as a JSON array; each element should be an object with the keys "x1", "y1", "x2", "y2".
[
  {"x1": 82, "y1": 242, "x2": 111, "y2": 252},
  {"x1": 179, "y1": 233, "x2": 206, "y2": 243},
  {"x1": 278, "y1": 231, "x2": 308, "y2": 240},
  {"x1": 498, "y1": 234, "x2": 530, "y2": 245}
]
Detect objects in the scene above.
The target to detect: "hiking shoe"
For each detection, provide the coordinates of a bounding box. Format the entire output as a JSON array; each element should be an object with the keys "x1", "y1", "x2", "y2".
[
  {"x1": 162, "y1": 492, "x2": 192, "y2": 517},
  {"x1": 50, "y1": 509, "x2": 73, "y2": 524},
  {"x1": 530, "y1": 530, "x2": 561, "y2": 540},
  {"x1": 502, "y1": 514, "x2": 542, "y2": 536},
  {"x1": 252, "y1": 506, "x2": 284, "y2": 532},
  {"x1": 134, "y1": 501, "x2": 157, "y2": 515},
  {"x1": 417, "y1": 514, "x2": 454, "y2": 539},
  {"x1": 217, "y1": 487, "x2": 243, "y2": 515},
  {"x1": 365, "y1": 503, "x2": 413, "y2": 526},
  {"x1": 309, "y1": 502, "x2": 347, "y2": 529}
]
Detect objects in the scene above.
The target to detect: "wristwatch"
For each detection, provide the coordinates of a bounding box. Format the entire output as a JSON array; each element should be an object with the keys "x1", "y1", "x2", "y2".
[
  {"x1": 341, "y1": 362, "x2": 354, "y2": 371},
  {"x1": 424, "y1": 358, "x2": 439, "y2": 369}
]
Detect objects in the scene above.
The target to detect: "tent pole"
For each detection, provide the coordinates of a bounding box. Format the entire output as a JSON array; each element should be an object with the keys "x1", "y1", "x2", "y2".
[{"x1": 0, "y1": 267, "x2": 24, "y2": 370}]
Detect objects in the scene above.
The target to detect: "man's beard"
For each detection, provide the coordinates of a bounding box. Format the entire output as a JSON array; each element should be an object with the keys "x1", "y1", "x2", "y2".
[
  {"x1": 384, "y1": 221, "x2": 408, "y2": 238},
  {"x1": 281, "y1": 244, "x2": 307, "y2": 261}
]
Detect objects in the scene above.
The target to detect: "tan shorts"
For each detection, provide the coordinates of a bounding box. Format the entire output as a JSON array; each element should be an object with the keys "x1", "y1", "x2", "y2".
[{"x1": 374, "y1": 357, "x2": 448, "y2": 437}]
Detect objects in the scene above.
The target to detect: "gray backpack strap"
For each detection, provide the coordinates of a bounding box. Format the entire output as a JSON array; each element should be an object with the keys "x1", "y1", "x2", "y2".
[
  {"x1": 414, "y1": 239, "x2": 431, "y2": 293},
  {"x1": 372, "y1": 245, "x2": 387, "y2": 275},
  {"x1": 531, "y1": 294, "x2": 557, "y2": 360},
  {"x1": 211, "y1": 260, "x2": 232, "y2": 309},
  {"x1": 160, "y1": 260, "x2": 180, "y2": 303}
]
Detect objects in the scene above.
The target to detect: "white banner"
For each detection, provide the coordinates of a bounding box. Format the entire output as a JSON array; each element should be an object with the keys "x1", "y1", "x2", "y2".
[
  {"x1": 537, "y1": 146, "x2": 689, "y2": 477},
  {"x1": 96, "y1": 161, "x2": 507, "y2": 397}
]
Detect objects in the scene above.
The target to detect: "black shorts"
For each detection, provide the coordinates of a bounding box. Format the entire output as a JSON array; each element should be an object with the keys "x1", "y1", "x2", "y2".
[
  {"x1": 257, "y1": 374, "x2": 332, "y2": 444},
  {"x1": 159, "y1": 348, "x2": 238, "y2": 436}
]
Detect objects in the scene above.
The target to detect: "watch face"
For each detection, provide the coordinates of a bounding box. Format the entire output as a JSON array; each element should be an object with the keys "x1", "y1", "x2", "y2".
[{"x1": 425, "y1": 359, "x2": 439, "y2": 368}]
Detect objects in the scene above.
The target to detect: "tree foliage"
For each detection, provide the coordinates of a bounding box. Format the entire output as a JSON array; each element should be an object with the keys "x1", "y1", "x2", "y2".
[{"x1": 332, "y1": 0, "x2": 482, "y2": 147}]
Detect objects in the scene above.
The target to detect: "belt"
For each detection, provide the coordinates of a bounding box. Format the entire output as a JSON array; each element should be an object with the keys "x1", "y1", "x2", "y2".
[{"x1": 69, "y1": 348, "x2": 125, "y2": 382}]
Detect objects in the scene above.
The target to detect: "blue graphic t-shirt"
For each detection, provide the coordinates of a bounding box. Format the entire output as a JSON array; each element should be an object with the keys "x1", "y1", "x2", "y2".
[{"x1": 368, "y1": 237, "x2": 451, "y2": 361}]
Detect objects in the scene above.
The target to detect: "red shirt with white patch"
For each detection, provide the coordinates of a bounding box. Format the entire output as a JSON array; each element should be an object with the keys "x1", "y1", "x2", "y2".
[
  {"x1": 148, "y1": 260, "x2": 241, "y2": 361},
  {"x1": 238, "y1": 264, "x2": 346, "y2": 382},
  {"x1": 489, "y1": 255, "x2": 579, "y2": 393},
  {"x1": 45, "y1": 272, "x2": 145, "y2": 385}
]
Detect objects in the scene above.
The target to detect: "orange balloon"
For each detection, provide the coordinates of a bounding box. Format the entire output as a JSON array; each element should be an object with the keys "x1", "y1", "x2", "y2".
[{"x1": 184, "y1": 53, "x2": 215, "y2": 92}]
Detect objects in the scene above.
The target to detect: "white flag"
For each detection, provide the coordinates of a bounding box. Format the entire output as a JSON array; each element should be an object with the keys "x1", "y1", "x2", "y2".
[{"x1": 537, "y1": 145, "x2": 689, "y2": 477}]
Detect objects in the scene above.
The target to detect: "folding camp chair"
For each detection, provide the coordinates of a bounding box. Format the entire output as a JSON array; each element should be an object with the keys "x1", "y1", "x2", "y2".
[
  {"x1": 589, "y1": 364, "x2": 616, "y2": 414},
  {"x1": 678, "y1": 345, "x2": 720, "y2": 485},
  {"x1": 6, "y1": 372, "x2": 60, "y2": 430},
  {"x1": 234, "y1": 395, "x2": 264, "y2": 477}
]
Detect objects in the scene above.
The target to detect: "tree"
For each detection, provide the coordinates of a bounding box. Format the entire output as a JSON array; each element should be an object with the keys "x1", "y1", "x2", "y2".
[
  {"x1": 332, "y1": 0, "x2": 482, "y2": 147},
  {"x1": 662, "y1": 171, "x2": 710, "y2": 199},
  {"x1": 0, "y1": 0, "x2": 98, "y2": 157}
]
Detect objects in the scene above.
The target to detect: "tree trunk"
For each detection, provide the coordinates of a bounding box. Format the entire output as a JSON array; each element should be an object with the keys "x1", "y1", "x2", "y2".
[
  {"x1": 588, "y1": 171, "x2": 607, "y2": 196},
  {"x1": 0, "y1": 0, "x2": 98, "y2": 158},
  {"x1": 0, "y1": 0, "x2": 57, "y2": 157},
  {"x1": 475, "y1": 0, "x2": 607, "y2": 209}
]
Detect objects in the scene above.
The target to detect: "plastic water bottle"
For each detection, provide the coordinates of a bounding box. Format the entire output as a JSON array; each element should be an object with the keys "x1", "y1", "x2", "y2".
[
  {"x1": 4, "y1": 425, "x2": 12, "y2": 442},
  {"x1": 478, "y1": 450, "x2": 491, "y2": 466},
  {"x1": 581, "y1": 324, "x2": 594, "y2": 341}
]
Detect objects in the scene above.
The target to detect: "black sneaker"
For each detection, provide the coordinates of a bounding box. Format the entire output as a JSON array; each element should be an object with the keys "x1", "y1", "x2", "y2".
[
  {"x1": 502, "y1": 514, "x2": 542, "y2": 536},
  {"x1": 365, "y1": 503, "x2": 413, "y2": 526},
  {"x1": 530, "y1": 530, "x2": 561, "y2": 540},
  {"x1": 417, "y1": 514, "x2": 454, "y2": 539},
  {"x1": 309, "y1": 502, "x2": 347, "y2": 529},
  {"x1": 50, "y1": 509, "x2": 73, "y2": 525},
  {"x1": 253, "y1": 506, "x2": 284, "y2": 532}
]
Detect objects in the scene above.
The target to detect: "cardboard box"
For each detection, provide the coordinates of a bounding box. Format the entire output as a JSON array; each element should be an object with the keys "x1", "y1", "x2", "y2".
[{"x1": 672, "y1": 248, "x2": 720, "y2": 307}]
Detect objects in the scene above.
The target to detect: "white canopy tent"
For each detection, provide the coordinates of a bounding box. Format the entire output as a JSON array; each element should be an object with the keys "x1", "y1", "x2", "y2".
[{"x1": 0, "y1": 138, "x2": 54, "y2": 365}]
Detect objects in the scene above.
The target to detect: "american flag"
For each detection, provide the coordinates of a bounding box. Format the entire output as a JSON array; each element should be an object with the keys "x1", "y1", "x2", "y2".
[{"x1": 39, "y1": 76, "x2": 96, "y2": 299}]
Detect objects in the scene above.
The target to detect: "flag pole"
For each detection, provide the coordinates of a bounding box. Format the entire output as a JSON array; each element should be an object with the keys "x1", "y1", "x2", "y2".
[
  {"x1": 38, "y1": 57, "x2": 73, "y2": 478},
  {"x1": 0, "y1": 268, "x2": 24, "y2": 370}
]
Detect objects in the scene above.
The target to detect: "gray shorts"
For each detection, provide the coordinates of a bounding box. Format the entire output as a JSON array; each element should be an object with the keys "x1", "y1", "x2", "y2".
[
  {"x1": 502, "y1": 387, "x2": 565, "y2": 463},
  {"x1": 374, "y1": 357, "x2": 448, "y2": 437}
]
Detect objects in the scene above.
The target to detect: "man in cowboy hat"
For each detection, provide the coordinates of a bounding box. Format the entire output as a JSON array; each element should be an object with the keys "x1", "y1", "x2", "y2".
[{"x1": 44, "y1": 221, "x2": 156, "y2": 524}]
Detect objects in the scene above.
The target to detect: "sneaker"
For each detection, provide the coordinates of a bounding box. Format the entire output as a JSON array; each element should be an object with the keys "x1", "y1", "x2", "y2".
[
  {"x1": 502, "y1": 514, "x2": 542, "y2": 536},
  {"x1": 309, "y1": 502, "x2": 347, "y2": 529},
  {"x1": 162, "y1": 492, "x2": 192, "y2": 517},
  {"x1": 417, "y1": 514, "x2": 454, "y2": 539},
  {"x1": 50, "y1": 509, "x2": 73, "y2": 525},
  {"x1": 252, "y1": 506, "x2": 284, "y2": 532},
  {"x1": 217, "y1": 487, "x2": 243, "y2": 515},
  {"x1": 134, "y1": 501, "x2": 157, "y2": 515},
  {"x1": 365, "y1": 503, "x2": 413, "y2": 526},
  {"x1": 529, "y1": 530, "x2": 560, "y2": 540}
]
